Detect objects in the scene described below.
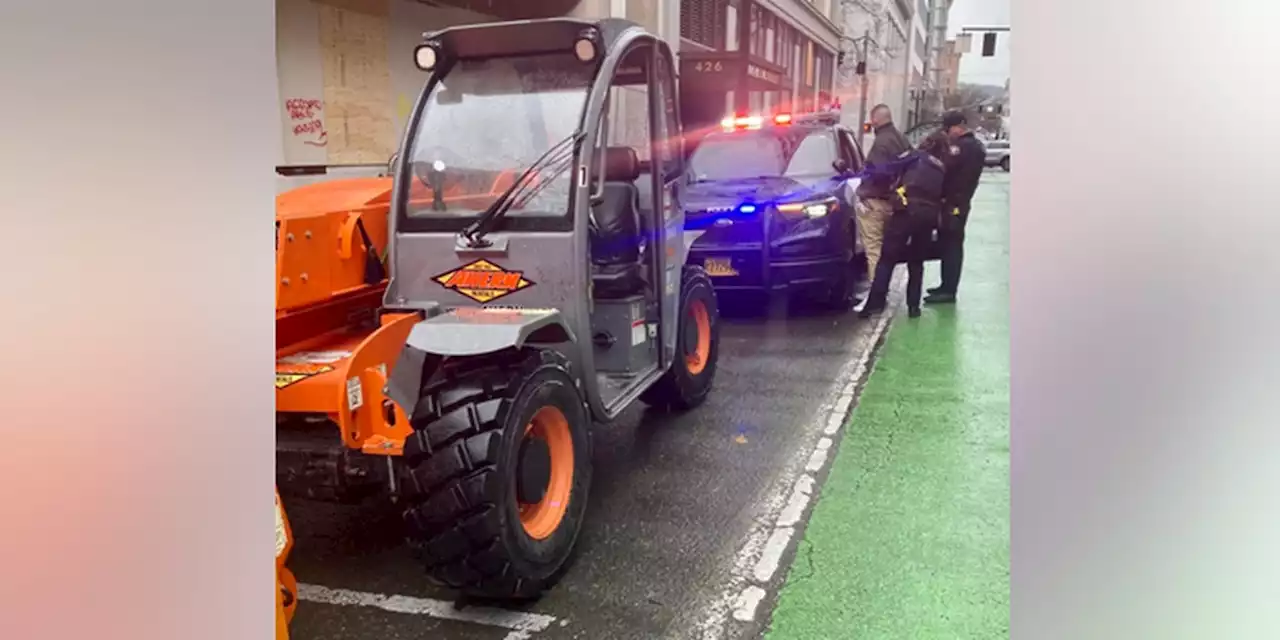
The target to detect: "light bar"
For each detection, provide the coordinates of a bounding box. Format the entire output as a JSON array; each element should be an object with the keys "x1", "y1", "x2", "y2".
[
  {"x1": 773, "y1": 113, "x2": 793, "y2": 125},
  {"x1": 720, "y1": 115, "x2": 765, "y2": 131}
]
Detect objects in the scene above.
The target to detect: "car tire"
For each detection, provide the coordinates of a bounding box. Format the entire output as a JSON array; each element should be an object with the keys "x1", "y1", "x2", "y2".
[
  {"x1": 819, "y1": 256, "x2": 859, "y2": 312},
  {"x1": 1000, "y1": 156, "x2": 1010, "y2": 172}
]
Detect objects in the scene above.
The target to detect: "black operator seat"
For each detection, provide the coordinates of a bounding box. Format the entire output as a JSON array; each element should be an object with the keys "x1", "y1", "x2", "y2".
[{"x1": 590, "y1": 146, "x2": 646, "y2": 298}]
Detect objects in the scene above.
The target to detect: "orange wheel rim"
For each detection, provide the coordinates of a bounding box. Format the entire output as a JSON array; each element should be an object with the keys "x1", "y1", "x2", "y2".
[
  {"x1": 518, "y1": 405, "x2": 574, "y2": 540},
  {"x1": 685, "y1": 299, "x2": 711, "y2": 376}
]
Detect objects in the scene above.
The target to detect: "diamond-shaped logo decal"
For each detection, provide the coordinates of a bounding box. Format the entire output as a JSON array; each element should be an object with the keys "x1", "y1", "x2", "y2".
[{"x1": 432, "y1": 259, "x2": 534, "y2": 304}]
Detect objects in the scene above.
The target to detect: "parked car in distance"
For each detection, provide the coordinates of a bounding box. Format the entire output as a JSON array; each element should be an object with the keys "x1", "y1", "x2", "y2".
[{"x1": 984, "y1": 139, "x2": 1010, "y2": 171}]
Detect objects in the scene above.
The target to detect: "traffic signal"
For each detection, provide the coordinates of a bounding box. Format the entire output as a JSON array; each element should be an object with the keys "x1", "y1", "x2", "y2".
[{"x1": 982, "y1": 32, "x2": 997, "y2": 57}]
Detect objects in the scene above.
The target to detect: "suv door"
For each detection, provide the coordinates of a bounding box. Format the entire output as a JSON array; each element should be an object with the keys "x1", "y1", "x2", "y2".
[
  {"x1": 835, "y1": 128, "x2": 867, "y2": 253},
  {"x1": 834, "y1": 128, "x2": 865, "y2": 205}
]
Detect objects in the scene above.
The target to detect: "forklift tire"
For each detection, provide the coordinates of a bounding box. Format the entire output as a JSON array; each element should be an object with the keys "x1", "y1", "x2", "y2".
[
  {"x1": 641, "y1": 265, "x2": 720, "y2": 410},
  {"x1": 400, "y1": 349, "x2": 592, "y2": 599}
]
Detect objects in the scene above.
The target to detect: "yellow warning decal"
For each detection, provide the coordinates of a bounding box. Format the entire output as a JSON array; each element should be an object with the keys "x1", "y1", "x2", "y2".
[{"x1": 275, "y1": 364, "x2": 333, "y2": 389}]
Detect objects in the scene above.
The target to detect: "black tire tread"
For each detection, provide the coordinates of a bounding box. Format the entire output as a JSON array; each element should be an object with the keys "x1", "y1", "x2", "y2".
[
  {"x1": 400, "y1": 348, "x2": 576, "y2": 597},
  {"x1": 641, "y1": 265, "x2": 720, "y2": 410}
]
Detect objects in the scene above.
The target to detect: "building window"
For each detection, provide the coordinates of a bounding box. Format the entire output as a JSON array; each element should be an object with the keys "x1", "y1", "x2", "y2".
[{"x1": 681, "y1": 0, "x2": 728, "y2": 49}]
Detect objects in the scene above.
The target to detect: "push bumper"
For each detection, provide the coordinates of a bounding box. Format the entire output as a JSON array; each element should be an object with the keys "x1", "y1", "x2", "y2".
[{"x1": 689, "y1": 245, "x2": 849, "y2": 293}]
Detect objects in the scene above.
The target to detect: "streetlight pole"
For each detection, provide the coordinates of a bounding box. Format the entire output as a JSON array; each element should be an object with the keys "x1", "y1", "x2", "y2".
[{"x1": 841, "y1": 30, "x2": 877, "y2": 146}]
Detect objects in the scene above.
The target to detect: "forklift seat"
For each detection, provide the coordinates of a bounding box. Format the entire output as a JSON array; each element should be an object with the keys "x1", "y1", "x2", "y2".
[{"x1": 591, "y1": 146, "x2": 646, "y2": 298}]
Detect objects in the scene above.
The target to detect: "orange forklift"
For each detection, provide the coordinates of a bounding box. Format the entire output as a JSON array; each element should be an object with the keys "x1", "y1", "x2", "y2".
[{"x1": 275, "y1": 17, "x2": 721, "y2": 602}]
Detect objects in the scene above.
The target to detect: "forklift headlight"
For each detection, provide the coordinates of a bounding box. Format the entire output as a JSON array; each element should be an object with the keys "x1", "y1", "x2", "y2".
[
  {"x1": 414, "y1": 44, "x2": 439, "y2": 71},
  {"x1": 574, "y1": 30, "x2": 599, "y2": 62}
]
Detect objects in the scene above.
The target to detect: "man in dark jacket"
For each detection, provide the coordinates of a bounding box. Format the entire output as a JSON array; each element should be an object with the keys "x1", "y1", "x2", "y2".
[
  {"x1": 855, "y1": 105, "x2": 911, "y2": 280},
  {"x1": 926, "y1": 110, "x2": 986, "y2": 304},
  {"x1": 859, "y1": 132, "x2": 949, "y2": 318}
]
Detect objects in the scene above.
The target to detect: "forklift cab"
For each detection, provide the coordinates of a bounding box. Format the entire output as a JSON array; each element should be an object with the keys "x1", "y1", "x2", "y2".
[{"x1": 385, "y1": 18, "x2": 698, "y2": 419}]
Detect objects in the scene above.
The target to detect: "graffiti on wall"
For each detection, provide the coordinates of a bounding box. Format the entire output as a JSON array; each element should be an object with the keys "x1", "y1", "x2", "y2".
[{"x1": 285, "y1": 98, "x2": 328, "y2": 147}]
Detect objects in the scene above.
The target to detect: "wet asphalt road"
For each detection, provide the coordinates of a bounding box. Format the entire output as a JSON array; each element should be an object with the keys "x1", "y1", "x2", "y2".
[{"x1": 286, "y1": 293, "x2": 888, "y2": 640}]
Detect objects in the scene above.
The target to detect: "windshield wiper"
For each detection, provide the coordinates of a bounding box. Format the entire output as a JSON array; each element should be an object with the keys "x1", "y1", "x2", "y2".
[{"x1": 460, "y1": 132, "x2": 586, "y2": 248}]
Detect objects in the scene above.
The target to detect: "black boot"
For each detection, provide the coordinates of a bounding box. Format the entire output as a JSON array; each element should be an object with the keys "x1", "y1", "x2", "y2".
[
  {"x1": 907, "y1": 306, "x2": 922, "y2": 318},
  {"x1": 924, "y1": 292, "x2": 956, "y2": 305},
  {"x1": 858, "y1": 301, "x2": 886, "y2": 319}
]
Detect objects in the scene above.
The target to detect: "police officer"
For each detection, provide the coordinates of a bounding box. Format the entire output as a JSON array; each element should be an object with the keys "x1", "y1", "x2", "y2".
[
  {"x1": 926, "y1": 110, "x2": 986, "y2": 304},
  {"x1": 855, "y1": 105, "x2": 912, "y2": 281},
  {"x1": 859, "y1": 132, "x2": 950, "y2": 319}
]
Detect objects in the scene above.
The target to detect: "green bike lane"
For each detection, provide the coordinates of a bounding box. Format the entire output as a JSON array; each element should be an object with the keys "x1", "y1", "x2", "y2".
[{"x1": 765, "y1": 173, "x2": 1010, "y2": 639}]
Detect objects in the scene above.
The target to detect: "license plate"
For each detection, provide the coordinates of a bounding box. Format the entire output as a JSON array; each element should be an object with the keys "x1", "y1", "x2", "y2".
[{"x1": 704, "y1": 257, "x2": 738, "y2": 277}]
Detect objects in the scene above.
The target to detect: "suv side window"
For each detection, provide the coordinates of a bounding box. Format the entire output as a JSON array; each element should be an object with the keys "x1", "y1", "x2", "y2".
[{"x1": 836, "y1": 129, "x2": 864, "y2": 171}]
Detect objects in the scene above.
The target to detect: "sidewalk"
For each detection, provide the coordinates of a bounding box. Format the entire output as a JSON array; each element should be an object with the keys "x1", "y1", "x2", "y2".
[{"x1": 766, "y1": 174, "x2": 1010, "y2": 639}]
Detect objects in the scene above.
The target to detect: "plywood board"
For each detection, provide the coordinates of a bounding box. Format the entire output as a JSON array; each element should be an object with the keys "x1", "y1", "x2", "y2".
[{"x1": 318, "y1": 0, "x2": 396, "y2": 164}]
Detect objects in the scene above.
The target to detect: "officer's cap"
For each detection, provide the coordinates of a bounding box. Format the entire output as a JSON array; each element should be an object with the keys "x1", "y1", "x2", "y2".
[{"x1": 941, "y1": 110, "x2": 967, "y2": 128}]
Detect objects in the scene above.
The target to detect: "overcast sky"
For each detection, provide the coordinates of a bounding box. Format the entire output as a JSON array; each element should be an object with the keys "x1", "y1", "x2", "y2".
[{"x1": 946, "y1": 0, "x2": 1010, "y2": 87}]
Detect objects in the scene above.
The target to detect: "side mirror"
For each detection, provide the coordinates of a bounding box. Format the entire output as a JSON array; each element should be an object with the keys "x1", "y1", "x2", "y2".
[{"x1": 833, "y1": 158, "x2": 851, "y2": 176}]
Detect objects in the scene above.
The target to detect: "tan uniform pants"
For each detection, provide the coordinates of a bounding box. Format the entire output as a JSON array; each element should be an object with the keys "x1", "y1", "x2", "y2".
[{"x1": 857, "y1": 198, "x2": 896, "y2": 277}]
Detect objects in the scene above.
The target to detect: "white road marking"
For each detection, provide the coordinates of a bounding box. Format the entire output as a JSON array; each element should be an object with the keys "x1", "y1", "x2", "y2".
[
  {"x1": 693, "y1": 290, "x2": 899, "y2": 636},
  {"x1": 775, "y1": 475, "x2": 815, "y2": 528},
  {"x1": 297, "y1": 584, "x2": 557, "y2": 634},
  {"x1": 752, "y1": 526, "x2": 795, "y2": 583},
  {"x1": 805, "y1": 437, "x2": 834, "y2": 473},
  {"x1": 731, "y1": 586, "x2": 768, "y2": 622},
  {"x1": 824, "y1": 386, "x2": 858, "y2": 436}
]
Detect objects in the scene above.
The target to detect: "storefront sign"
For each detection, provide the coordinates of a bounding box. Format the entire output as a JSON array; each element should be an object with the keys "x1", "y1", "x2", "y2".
[{"x1": 746, "y1": 63, "x2": 782, "y2": 86}]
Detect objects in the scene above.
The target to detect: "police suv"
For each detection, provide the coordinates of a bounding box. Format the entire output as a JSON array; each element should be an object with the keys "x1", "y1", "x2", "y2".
[{"x1": 681, "y1": 111, "x2": 869, "y2": 309}]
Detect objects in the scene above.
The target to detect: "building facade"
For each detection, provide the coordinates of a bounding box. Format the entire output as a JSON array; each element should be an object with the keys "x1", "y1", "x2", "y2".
[
  {"x1": 677, "y1": 0, "x2": 843, "y2": 134},
  {"x1": 274, "y1": 0, "x2": 678, "y2": 169},
  {"x1": 275, "y1": 0, "x2": 841, "y2": 171},
  {"x1": 936, "y1": 34, "x2": 965, "y2": 97},
  {"x1": 835, "y1": 0, "x2": 912, "y2": 131}
]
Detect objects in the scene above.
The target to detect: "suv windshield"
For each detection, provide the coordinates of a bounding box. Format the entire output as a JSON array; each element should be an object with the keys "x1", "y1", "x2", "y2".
[
  {"x1": 406, "y1": 53, "x2": 593, "y2": 218},
  {"x1": 688, "y1": 129, "x2": 838, "y2": 182}
]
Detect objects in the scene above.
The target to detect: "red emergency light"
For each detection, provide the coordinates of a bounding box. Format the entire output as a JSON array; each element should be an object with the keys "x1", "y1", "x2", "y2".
[
  {"x1": 720, "y1": 115, "x2": 764, "y2": 131},
  {"x1": 720, "y1": 113, "x2": 795, "y2": 131}
]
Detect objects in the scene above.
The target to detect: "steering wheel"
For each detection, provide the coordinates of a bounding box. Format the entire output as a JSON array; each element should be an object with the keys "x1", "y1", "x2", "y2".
[{"x1": 410, "y1": 146, "x2": 462, "y2": 191}]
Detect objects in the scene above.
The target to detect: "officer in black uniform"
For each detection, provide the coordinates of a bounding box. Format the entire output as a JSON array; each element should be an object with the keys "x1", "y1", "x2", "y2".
[
  {"x1": 859, "y1": 131, "x2": 950, "y2": 319},
  {"x1": 926, "y1": 110, "x2": 986, "y2": 304}
]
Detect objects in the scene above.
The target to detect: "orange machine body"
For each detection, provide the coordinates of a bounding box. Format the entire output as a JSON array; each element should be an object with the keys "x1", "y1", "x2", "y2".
[
  {"x1": 275, "y1": 171, "x2": 529, "y2": 455},
  {"x1": 275, "y1": 177, "x2": 411, "y2": 455},
  {"x1": 276, "y1": 488, "x2": 297, "y2": 639}
]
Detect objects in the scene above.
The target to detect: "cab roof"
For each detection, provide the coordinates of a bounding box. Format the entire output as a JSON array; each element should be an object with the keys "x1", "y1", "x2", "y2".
[{"x1": 421, "y1": 18, "x2": 645, "y2": 62}]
